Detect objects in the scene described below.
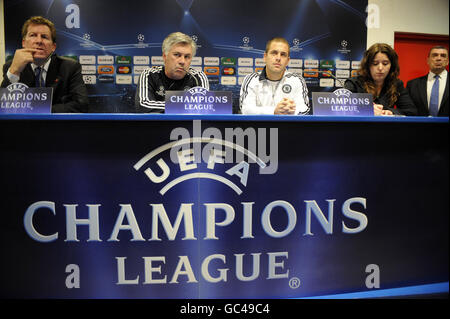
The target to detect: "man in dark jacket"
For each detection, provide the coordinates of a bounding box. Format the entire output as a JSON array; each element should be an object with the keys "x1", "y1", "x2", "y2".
[
  {"x1": 406, "y1": 46, "x2": 449, "y2": 117},
  {"x1": 1, "y1": 16, "x2": 88, "y2": 113}
]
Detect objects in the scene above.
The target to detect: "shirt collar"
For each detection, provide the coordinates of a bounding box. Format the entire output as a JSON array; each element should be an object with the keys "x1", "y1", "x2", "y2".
[
  {"x1": 259, "y1": 66, "x2": 286, "y2": 82},
  {"x1": 428, "y1": 69, "x2": 447, "y2": 80},
  {"x1": 162, "y1": 66, "x2": 191, "y2": 80},
  {"x1": 31, "y1": 58, "x2": 52, "y2": 72},
  {"x1": 259, "y1": 67, "x2": 268, "y2": 81}
]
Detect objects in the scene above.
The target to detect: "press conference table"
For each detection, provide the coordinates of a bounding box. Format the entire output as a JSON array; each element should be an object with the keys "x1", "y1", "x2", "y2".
[
  {"x1": 1, "y1": 113, "x2": 448, "y2": 122},
  {"x1": 0, "y1": 114, "x2": 448, "y2": 299}
]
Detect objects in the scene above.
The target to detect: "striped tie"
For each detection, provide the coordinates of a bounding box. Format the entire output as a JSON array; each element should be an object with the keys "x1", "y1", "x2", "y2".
[{"x1": 429, "y1": 74, "x2": 440, "y2": 117}]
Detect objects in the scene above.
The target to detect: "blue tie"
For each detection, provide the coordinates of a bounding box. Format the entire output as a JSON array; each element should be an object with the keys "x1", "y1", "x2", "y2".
[
  {"x1": 35, "y1": 66, "x2": 43, "y2": 87},
  {"x1": 429, "y1": 74, "x2": 440, "y2": 117}
]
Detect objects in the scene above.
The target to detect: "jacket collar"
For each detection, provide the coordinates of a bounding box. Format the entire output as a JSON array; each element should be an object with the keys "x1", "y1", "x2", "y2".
[
  {"x1": 259, "y1": 66, "x2": 286, "y2": 82},
  {"x1": 161, "y1": 66, "x2": 194, "y2": 88},
  {"x1": 259, "y1": 67, "x2": 268, "y2": 81},
  {"x1": 45, "y1": 54, "x2": 60, "y2": 87}
]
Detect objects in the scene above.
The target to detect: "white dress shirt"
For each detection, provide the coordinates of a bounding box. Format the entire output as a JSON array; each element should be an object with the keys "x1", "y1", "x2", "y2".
[{"x1": 427, "y1": 69, "x2": 447, "y2": 111}]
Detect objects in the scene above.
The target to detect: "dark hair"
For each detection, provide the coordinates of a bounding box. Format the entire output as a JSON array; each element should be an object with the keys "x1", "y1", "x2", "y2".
[
  {"x1": 428, "y1": 46, "x2": 449, "y2": 57},
  {"x1": 22, "y1": 16, "x2": 56, "y2": 43},
  {"x1": 265, "y1": 37, "x2": 290, "y2": 56},
  {"x1": 358, "y1": 43, "x2": 400, "y2": 107}
]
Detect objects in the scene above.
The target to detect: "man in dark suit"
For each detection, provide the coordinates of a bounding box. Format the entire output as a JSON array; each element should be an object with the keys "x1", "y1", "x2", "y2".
[
  {"x1": 406, "y1": 46, "x2": 449, "y2": 117},
  {"x1": 1, "y1": 16, "x2": 88, "y2": 113}
]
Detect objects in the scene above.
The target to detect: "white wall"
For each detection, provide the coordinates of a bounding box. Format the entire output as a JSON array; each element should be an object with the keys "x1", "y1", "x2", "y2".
[{"x1": 368, "y1": 0, "x2": 449, "y2": 48}]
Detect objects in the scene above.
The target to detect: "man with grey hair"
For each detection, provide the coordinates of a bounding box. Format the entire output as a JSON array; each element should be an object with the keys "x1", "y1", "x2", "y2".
[{"x1": 135, "y1": 32, "x2": 209, "y2": 113}]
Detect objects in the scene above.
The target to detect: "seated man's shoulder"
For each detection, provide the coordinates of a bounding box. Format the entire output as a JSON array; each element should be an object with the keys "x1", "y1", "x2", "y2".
[
  {"x1": 239, "y1": 72, "x2": 260, "y2": 93},
  {"x1": 57, "y1": 55, "x2": 80, "y2": 65},
  {"x1": 139, "y1": 66, "x2": 164, "y2": 79},
  {"x1": 3, "y1": 59, "x2": 13, "y2": 68},
  {"x1": 406, "y1": 74, "x2": 426, "y2": 85},
  {"x1": 188, "y1": 67, "x2": 207, "y2": 76},
  {"x1": 243, "y1": 71, "x2": 260, "y2": 83},
  {"x1": 284, "y1": 70, "x2": 306, "y2": 81},
  {"x1": 147, "y1": 65, "x2": 163, "y2": 72}
]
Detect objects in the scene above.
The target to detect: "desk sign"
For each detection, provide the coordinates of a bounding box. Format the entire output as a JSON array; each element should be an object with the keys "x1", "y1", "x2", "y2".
[
  {"x1": 165, "y1": 87, "x2": 232, "y2": 114},
  {"x1": 0, "y1": 83, "x2": 53, "y2": 114},
  {"x1": 312, "y1": 89, "x2": 374, "y2": 116}
]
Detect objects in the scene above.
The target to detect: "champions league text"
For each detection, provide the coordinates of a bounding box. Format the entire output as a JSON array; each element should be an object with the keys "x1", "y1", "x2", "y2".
[
  {"x1": 1, "y1": 91, "x2": 49, "y2": 109},
  {"x1": 22, "y1": 121, "x2": 368, "y2": 288},
  {"x1": 24, "y1": 198, "x2": 368, "y2": 286}
]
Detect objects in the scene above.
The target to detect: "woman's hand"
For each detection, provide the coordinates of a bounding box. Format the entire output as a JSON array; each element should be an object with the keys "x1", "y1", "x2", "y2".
[{"x1": 373, "y1": 104, "x2": 393, "y2": 116}]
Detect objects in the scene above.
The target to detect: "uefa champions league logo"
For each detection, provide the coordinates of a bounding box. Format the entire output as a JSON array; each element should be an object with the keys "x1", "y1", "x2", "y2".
[
  {"x1": 80, "y1": 33, "x2": 94, "y2": 48},
  {"x1": 241, "y1": 36, "x2": 253, "y2": 50},
  {"x1": 291, "y1": 38, "x2": 302, "y2": 52},
  {"x1": 240, "y1": 36, "x2": 253, "y2": 50},
  {"x1": 187, "y1": 87, "x2": 207, "y2": 95},
  {"x1": 190, "y1": 35, "x2": 202, "y2": 48},
  {"x1": 338, "y1": 40, "x2": 351, "y2": 54},
  {"x1": 6, "y1": 82, "x2": 29, "y2": 93},
  {"x1": 134, "y1": 120, "x2": 278, "y2": 196},
  {"x1": 1, "y1": 82, "x2": 50, "y2": 112},
  {"x1": 136, "y1": 33, "x2": 149, "y2": 48},
  {"x1": 333, "y1": 88, "x2": 352, "y2": 97}
]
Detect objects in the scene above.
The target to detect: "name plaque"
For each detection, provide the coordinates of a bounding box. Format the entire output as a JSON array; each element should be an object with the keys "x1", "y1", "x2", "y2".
[
  {"x1": 0, "y1": 83, "x2": 53, "y2": 114},
  {"x1": 312, "y1": 88, "x2": 374, "y2": 116},
  {"x1": 165, "y1": 87, "x2": 232, "y2": 114}
]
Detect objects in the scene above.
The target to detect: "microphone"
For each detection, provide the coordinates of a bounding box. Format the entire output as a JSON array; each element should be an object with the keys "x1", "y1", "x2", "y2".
[
  {"x1": 187, "y1": 68, "x2": 199, "y2": 87},
  {"x1": 318, "y1": 70, "x2": 345, "y2": 87},
  {"x1": 42, "y1": 51, "x2": 55, "y2": 65},
  {"x1": 34, "y1": 51, "x2": 55, "y2": 68},
  {"x1": 44, "y1": 51, "x2": 55, "y2": 63}
]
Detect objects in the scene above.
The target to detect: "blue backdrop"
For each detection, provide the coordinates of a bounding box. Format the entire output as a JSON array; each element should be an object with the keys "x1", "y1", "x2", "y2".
[{"x1": 4, "y1": 0, "x2": 368, "y2": 112}]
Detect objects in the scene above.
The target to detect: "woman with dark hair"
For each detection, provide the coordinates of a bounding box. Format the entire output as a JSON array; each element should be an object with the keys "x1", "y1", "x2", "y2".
[{"x1": 345, "y1": 43, "x2": 417, "y2": 116}]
